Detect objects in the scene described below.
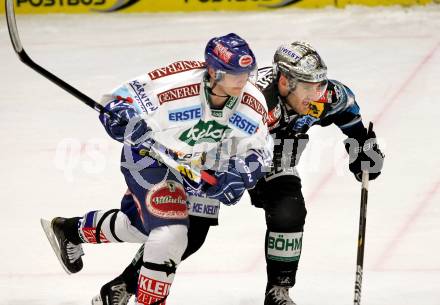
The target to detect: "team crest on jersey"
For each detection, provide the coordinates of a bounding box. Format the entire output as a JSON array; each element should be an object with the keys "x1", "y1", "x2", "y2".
[
  {"x1": 307, "y1": 101, "x2": 325, "y2": 118},
  {"x1": 179, "y1": 120, "x2": 230, "y2": 146},
  {"x1": 148, "y1": 61, "x2": 205, "y2": 80},
  {"x1": 146, "y1": 181, "x2": 188, "y2": 219},
  {"x1": 229, "y1": 112, "x2": 259, "y2": 135},
  {"x1": 157, "y1": 83, "x2": 200, "y2": 105}
]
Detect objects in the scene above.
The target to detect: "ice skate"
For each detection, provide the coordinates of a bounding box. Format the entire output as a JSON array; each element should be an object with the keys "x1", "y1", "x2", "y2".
[
  {"x1": 264, "y1": 285, "x2": 296, "y2": 305},
  {"x1": 40, "y1": 217, "x2": 84, "y2": 274},
  {"x1": 91, "y1": 276, "x2": 133, "y2": 305}
]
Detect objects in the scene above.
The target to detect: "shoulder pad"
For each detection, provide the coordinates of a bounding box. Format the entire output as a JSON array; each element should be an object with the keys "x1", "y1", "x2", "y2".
[
  {"x1": 239, "y1": 83, "x2": 269, "y2": 125},
  {"x1": 327, "y1": 79, "x2": 356, "y2": 113},
  {"x1": 147, "y1": 61, "x2": 206, "y2": 81}
]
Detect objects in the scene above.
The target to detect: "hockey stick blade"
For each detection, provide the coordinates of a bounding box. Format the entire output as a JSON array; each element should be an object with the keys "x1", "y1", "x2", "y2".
[
  {"x1": 5, "y1": 0, "x2": 215, "y2": 185},
  {"x1": 40, "y1": 218, "x2": 73, "y2": 275}
]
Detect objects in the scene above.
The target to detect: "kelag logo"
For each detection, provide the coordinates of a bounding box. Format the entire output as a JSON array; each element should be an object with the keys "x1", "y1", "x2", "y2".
[
  {"x1": 179, "y1": 120, "x2": 230, "y2": 146},
  {"x1": 15, "y1": 0, "x2": 140, "y2": 12}
]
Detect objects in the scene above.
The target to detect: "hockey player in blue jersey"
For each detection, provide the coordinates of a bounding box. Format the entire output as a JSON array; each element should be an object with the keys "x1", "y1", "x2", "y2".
[
  {"x1": 90, "y1": 41, "x2": 384, "y2": 305},
  {"x1": 41, "y1": 33, "x2": 273, "y2": 305}
]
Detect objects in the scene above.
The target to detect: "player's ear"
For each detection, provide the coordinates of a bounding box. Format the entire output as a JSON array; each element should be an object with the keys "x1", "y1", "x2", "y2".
[
  {"x1": 279, "y1": 74, "x2": 288, "y2": 88},
  {"x1": 207, "y1": 67, "x2": 216, "y2": 80}
]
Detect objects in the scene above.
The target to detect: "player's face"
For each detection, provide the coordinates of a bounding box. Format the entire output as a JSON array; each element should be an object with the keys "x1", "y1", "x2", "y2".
[
  {"x1": 216, "y1": 72, "x2": 249, "y2": 96},
  {"x1": 287, "y1": 80, "x2": 327, "y2": 114}
]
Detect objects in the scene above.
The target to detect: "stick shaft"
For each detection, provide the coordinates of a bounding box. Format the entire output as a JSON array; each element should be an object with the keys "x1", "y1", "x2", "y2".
[
  {"x1": 4, "y1": 0, "x2": 214, "y2": 184},
  {"x1": 354, "y1": 170, "x2": 369, "y2": 305}
]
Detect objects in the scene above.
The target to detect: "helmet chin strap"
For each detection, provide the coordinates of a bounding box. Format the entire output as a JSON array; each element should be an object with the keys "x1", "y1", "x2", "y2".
[{"x1": 207, "y1": 79, "x2": 230, "y2": 98}]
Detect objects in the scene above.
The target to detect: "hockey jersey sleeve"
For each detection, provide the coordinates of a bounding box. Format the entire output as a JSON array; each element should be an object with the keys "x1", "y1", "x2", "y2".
[
  {"x1": 321, "y1": 80, "x2": 367, "y2": 141},
  {"x1": 99, "y1": 77, "x2": 159, "y2": 144},
  {"x1": 234, "y1": 145, "x2": 273, "y2": 190}
]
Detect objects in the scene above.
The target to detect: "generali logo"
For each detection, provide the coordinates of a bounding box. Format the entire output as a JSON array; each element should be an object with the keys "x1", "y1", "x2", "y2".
[
  {"x1": 157, "y1": 83, "x2": 200, "y2": 105},
  {"x1": 241, "y1": 93, "x2": 268, "y2": 124},
  {"x1": 148, "y1": 61, "x2": 205, "y2": 80}
]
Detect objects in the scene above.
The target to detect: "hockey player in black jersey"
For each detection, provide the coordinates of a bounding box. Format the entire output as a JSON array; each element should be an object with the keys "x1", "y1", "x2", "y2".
[
  {"x1": 91, "y1": 41, "x2": 384, "y2": 305},
  {"x1": 249, "y1": 42, "x2": 384, "y2": 305}
]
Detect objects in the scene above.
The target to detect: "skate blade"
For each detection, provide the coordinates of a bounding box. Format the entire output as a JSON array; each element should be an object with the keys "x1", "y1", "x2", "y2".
[{"x1": 40, "y1": 218, "x2": 72, "y2": 275}]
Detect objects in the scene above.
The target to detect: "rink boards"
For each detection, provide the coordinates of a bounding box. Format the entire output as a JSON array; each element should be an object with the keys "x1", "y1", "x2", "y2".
[{"x1": 0, "y1": 0, "x2": 436, "y2": 14}]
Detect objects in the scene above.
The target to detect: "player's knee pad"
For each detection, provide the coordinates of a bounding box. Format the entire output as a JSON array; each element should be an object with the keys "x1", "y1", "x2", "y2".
[
  {"x1": 265, "y1": 195, "x2": 307, "y2": 232},
  {"x1": 143, "y1": 225, "x2": 188, "y2": 266}
]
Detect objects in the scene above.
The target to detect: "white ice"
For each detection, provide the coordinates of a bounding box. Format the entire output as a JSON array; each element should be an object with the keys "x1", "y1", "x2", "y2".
[{"x1": 0, "y1": 6, "x2": 439, "y2": 305}]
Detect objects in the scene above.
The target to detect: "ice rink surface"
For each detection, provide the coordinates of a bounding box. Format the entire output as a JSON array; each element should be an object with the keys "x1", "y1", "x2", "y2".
[{"x1": 1, "y1": 5, "x2": 440, "y2": 305}]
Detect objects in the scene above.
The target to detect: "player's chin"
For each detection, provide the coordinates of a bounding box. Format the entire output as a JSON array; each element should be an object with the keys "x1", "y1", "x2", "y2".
[
  {"x1": 225, "y1": 87, "x2": 244, "y2": 97},
  {"x1": 298, "y1": 105, "x2": 310, "y2": 115},
  {"x1": 301, "y1": 102, "x2": 311, "y2": 113}
]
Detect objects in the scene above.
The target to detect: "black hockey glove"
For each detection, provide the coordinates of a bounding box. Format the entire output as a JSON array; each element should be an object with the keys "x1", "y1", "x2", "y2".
[
  {"x1": 344, "y1": 122, "x2": 384, "y2": 182},
  {"x1": 272, "y1": 131, "x2": 309, "y2": 170}
]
